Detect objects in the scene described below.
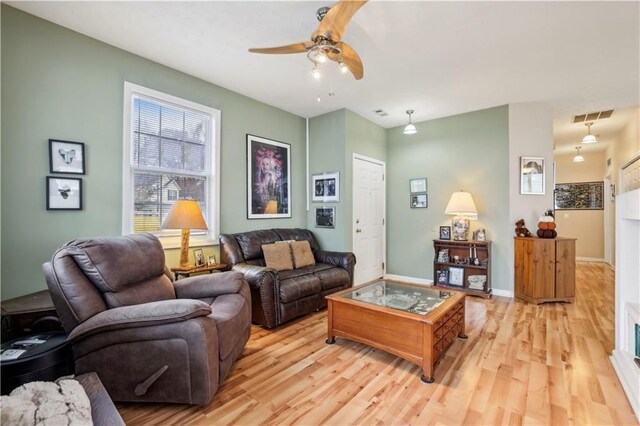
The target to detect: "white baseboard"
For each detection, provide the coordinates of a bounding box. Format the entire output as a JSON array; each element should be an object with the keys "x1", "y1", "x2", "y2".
[
  {"x1": 610, "y1": 350, "x2": 640, "y2": 422},
  {"x1": 492, "y1": 289, "x2": 514, "y2": 298},
  {"x1": 383, "y1": 274, "x2": 433, "y2": 286},
  {"x1": 576, "y1": 257, "x2": 606, "y2": 262}
]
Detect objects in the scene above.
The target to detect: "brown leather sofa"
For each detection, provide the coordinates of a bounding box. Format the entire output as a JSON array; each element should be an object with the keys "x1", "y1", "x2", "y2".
[
  {"x1": 219, "y1": 228, "x2": 355, "y2": 329},
  {"x1": 42, "y1": 233, "x2": 251, "y2": 405}
]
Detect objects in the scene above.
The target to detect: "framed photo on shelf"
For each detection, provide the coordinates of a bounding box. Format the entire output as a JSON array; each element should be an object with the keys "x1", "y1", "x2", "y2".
[
  {"x1": 315, "y1": 207, "x2": 336, "y2": 228},
  {"x1": 312, "y1": 172, "x2": 339, "y2": 203},
  {"x1": 439, "y1": 226, "x2": 451, "y2": 240},
  {"x1": 247, "y1": 134, "x2": 291, "y2": 219},
  {"x1": 194, "y1": 249, "x2": 205, "y2": 267},
  {"x1": 49, "y1": 139, "x2": 86, "y2": 175},
  {"x1": 46, "y1": 177, "x2": 82, "y2": 210},
  {"x1": 208, "y1": 255, "x2": 217, "y2": 266},
  {"x1": 409, "y1": 178, "x2": 427, "y2": 194},
  {"x1": 448, "y1": 266, "x2": 464, "y2": 286},
  {"x1": 410, "y1": 194, "x2": 427, "y2": 208},
  {"x1": 437, "y1": 249, "x2": 449, "y2": 263},
  {"x1": 436, "y1": 270, "x2": 449, "y2": 285},
  {"x1": 520, "y1": 156, "x2": 545, "y2": 195}
]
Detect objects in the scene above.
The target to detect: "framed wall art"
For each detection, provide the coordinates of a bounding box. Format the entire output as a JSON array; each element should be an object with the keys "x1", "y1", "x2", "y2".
[
  {"x1": 312, "y1": 172, "x2": 339, "y2": 203},
  {"x1": 554, "y1": 181, "x2": 604, "y2": 210},
  {"x1": 247, "y1": 134, "x2": 291, "y2": 219},
  {"x1": 520, "y1": 156, "x2": 545, "y2": 195},
  {"x1": 410, "y1": 194, "x2": 427, "y2": 208},
  {"x1": 49, "y1": 139, "x2": 86, "y2": 175},
  {"x1": 410, "y1": 178, "x2": 427, "y2": 194},
  {"x1": 46, "y1": 177, "x2": 82, "y2": 210},
  {"x1": 315, "y1": 207, "x2": 336, "y2": 228},
  {"x1": 448, "y1": 266, "x2": 464, "y2": 286}
]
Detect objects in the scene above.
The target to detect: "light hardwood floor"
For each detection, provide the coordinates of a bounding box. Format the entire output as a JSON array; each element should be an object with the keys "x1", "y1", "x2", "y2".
[{"x1": 117, "y1": 262, "x2": 638, "y2": 425}]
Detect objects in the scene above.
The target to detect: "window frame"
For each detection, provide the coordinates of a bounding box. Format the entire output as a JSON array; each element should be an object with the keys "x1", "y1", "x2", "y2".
[{"x1": 122, "y1": 82, "x2": 221, "y2": 248}]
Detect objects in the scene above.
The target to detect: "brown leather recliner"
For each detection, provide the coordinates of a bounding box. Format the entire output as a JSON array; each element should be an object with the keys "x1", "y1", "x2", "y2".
[
  {"x1": 220, "y1": 228, "x2": 355, "y2": 329},
  {"x1": 42, "y1": 233, "x2": 251, "y2": 405}
]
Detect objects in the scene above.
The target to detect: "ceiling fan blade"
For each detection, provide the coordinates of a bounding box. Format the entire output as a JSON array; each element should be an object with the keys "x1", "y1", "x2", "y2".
[
  {"x1": 315, "y1": 0, "x2": 368, "y2": 42},
  {"x1": 249, "y1": 41, "x2": 314, "y2": 55},
  {"x1": 337, "y1": 42, "x2": 363, "y2": 80}
]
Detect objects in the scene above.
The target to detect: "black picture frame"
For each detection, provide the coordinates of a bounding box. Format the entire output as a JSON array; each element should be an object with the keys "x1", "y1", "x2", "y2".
[
  {"x1": 315, "y1": 207, "x2": 336, "y2": 228},
  {"x1": 410, "y1": 194, "x2": 428, "y2": 208},
  {"x1": 46, "y1": 177, "x2": 82, "y2": 210},
  {"x1": 49, "y1": 139, "x2": 86, "y2": 175},
  {"x1": 436, "y1": 270, "x2": 449, "y2": 285},
  {"x1": 246, "y1": 134, "x2": 291, "y2": 219},
  {"x1": 439, "y1": 226, "x2": 451, "y2": 240},
  {"x1": 448, "y1": 266, "x2": 464, "y2": 286}
]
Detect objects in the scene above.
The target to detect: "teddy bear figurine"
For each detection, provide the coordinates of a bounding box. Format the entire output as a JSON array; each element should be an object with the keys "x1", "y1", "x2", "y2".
[{"x1": 515, "y1": 219, "x2": 533, "y2": 237}]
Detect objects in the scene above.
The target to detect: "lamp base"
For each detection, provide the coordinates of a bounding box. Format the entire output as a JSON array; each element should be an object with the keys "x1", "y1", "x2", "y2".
[
  {"x1": 179, "y1": 229, "x2": 191, "y2": 267},
  {"x1": 452, "y1": 217, "x2": 470, "y2": 241}
]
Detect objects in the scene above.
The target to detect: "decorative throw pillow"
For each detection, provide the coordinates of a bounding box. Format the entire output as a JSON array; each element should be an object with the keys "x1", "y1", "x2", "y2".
[
  {"x1": 290, "y1": 240, "x2": 315, "y2": 269},
  {"x1": 262, "y1": 243, "x2": 294, "y2": 271}
]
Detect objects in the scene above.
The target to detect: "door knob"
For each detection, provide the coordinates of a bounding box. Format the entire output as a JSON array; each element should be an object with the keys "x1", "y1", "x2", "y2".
[
  {"x1": 355, "y1": 228, "x2": 362, "y2": 233},
  {"x1": 355, "y1": 219, "x2": 360, "y2": 224}
]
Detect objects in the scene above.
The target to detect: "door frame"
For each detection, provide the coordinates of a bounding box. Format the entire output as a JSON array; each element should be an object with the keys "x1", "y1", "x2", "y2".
[
  {"x1": 352, "y1": 153, "x2": 386, "y2": 282},
  {"x1": 604, "y1": 174, "x2": 613, "y2": 266}
]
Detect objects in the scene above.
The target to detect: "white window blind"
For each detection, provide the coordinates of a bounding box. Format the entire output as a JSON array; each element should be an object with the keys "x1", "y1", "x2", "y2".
[{"x1": 123, "y1": 83, "x2": 220, "y2": 243}]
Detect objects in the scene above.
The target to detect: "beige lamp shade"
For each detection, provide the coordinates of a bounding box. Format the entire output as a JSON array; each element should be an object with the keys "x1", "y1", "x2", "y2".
[
  {"x1": 445, "y1": 191, "x2": 478, "y2": 220},
  {"x1": 162, "y1": 199, "x2": 208, "y2": 230}
]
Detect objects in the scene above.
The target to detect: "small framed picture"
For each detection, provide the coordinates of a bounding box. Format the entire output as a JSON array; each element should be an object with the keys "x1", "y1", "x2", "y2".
[
  {"x1": 437, "y1": 249, "x2": 449, "y2": 263},
  {"x1": 49, "y1": 139, "x2": 86, "y2": 175},
  {"x1": 194, "y1": 249, "x2": 205, "y2": 267},
  {"x1": 315, "y1": 207, "x2": 336, "y2": 228},
  {"x1": 436, "y1": 270, "x2": 449, "y2": 285},
  {"x1": 520, "y1": 156, "x2": 545, "y2": 195},
  {"x1": 312, "y1": 172, "x2": 340, "y2": 203},
  {"x1": 439, "y1": 226, "x2": 451, "y2": 240},
  {"x1": 410, "y1": 194, "x2": 427, "y2": 208},
  {"x1": 46, "y1": 177, "x2": 82, "y2": 210},
  {"x1": 409, "y1": 178, "x2": 427, "y2": 194},
  {"x1": 208, "y1": 255, "x2": 217, "y2": 266},
  {"x1": 448, "y1": 267, "x2": 464, "y2": 286}
]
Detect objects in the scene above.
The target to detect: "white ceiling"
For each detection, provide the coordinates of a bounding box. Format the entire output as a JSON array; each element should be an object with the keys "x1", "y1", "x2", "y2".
[{"x1": 8, "y1": 1, "x2": 640, "y2": 141}]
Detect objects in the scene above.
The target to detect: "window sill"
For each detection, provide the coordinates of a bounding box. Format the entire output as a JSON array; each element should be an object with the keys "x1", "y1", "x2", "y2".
[{"x1": 158, "y1": 235, "x2": 219, "y2": 250}]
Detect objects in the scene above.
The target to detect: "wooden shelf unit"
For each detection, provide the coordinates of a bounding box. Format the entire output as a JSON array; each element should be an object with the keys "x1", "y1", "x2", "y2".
[{"x1": 433, "y1": 239, "x2": 492, "y2": 298}]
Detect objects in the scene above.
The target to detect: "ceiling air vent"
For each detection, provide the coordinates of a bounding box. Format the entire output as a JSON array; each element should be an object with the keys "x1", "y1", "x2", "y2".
[
  {"x1": 572, "y1": 109, "x2": 614, "y2": 123},
  {"x1": 374, "y1": 109, "x2": 388, "y2": 117}
]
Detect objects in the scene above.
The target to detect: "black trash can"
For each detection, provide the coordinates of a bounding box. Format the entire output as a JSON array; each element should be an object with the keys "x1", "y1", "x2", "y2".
[{"x1": 1, "y1": 331, "x2": 74, "y2": 395}]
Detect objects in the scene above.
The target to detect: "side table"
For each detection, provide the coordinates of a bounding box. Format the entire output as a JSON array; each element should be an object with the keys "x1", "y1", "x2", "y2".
[
  {"x1": 170, "y1": 263, "x2": 229, "y2": 281},
  {"x1": 1, "y1": 290, "x2": 61, "y2": 342}
]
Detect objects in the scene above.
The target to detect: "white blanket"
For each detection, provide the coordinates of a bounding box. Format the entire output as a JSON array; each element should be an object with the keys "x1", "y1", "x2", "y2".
[{"x1": 1, "y1": 378, "x2": 92, "y2": 426}]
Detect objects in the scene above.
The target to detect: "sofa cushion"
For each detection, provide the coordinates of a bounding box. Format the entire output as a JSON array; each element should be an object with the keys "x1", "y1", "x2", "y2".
[
  {"x1": 262, "y1": 243, "x2": 293, "y2": 271},
  {"x1": 277, "y1": 263, "x2": 334, "y2": 280},
  {"x1": 272, "y1": 229, "x2": 320, "y2": 251},
  {"x1": 314, "y1": 268, "x2": 351, "y2": 291},
  {"x1": 291, "y1": 241, "x2": 315, "y2": 268},
  {"x1": 279, "y1": 275, "x2": 321, "y2": 303}
]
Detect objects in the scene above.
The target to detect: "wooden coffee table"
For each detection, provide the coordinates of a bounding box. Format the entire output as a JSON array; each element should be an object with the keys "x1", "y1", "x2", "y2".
[{"x1": 326, "y1": 280, "x2": 467, "y2": 383}]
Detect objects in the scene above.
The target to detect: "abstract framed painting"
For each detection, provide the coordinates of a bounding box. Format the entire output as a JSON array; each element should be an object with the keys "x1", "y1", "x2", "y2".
[
  {"x1": 49, "y1": 139, "x2": 86, "y2": 174},
  {"x1": 520, "y1": 156, "x2": 545, "y2": 195},
  {"x1": 247, "y1": 134, "x2": 291, "y2": 219},
  {"x1": 46, "y1": 177, "x2": 82, "y2": 210}
]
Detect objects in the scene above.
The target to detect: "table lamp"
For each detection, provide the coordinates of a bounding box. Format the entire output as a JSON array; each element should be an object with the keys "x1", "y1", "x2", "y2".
[
  {"x1": 444, "y1": 190, "x2": 478, "y2": 241},
  {"x1": 161, "y1": 199, "x2": 208, "y2": 267}
]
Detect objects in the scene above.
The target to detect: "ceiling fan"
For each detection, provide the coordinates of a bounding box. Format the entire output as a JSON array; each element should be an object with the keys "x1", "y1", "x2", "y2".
[{"x1": 248, "y1": 0, "x2": 368, "y2": 80}]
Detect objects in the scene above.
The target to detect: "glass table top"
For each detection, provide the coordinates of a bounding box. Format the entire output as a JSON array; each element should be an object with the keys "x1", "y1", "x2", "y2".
[{"x1": 341, "y1": 281, "x2": 452, "y2": 315}]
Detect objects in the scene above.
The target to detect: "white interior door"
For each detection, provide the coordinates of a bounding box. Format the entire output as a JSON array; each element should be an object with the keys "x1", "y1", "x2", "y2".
[{"x1": 352, "y1": 155, "x2": 385, "y2": 284}]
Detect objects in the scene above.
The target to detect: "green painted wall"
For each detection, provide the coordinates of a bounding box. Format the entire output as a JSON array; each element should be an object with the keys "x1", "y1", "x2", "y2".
[
  {"x1": 307, "y1": 109, "x2": 386, "y2": 252},
  {"x1": 386, "y1": 106, "x2": 510, "y2": 291},
  {"x1": 1, "y1": 6, "x2": 306, "y2": 299}
]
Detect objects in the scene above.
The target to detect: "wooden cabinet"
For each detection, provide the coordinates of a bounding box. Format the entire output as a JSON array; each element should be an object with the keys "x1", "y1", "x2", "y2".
[
  {"x1": 514, "y1": 237, "x2": 576, "y2": 304},
  {"x1": 433, "y1": 240, "x2": 492, "y2": 298}
]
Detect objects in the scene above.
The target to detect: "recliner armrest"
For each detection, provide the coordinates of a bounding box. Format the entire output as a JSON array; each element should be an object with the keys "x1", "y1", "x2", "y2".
[
  {"x1": 315, "y1": 250, "x2": 356, "y2": 272},
  {"x1": 174, "y1": 271, "x2": 245, "y2": 299},
  {"x1": 69, "y1": 299, "x2": 212, "y2": 342}
]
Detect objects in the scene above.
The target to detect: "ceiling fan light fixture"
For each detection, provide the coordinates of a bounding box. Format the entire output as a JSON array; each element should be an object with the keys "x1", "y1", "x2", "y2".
[
  {"x1": 312, "y1": 66, "x2": 321, "y2": 80},
  {"x1": 403, "y1": 110, "x2": 417, "y2": 135},
  {"x1": 573, "y1": 146, "x2": 585, "y2": 163},
  {"x1": 582, "y1": 122, "x2": 598, "y2": 144},
  {"x1": 316, "y1": 52, "x2": 328, "y2": 63}
]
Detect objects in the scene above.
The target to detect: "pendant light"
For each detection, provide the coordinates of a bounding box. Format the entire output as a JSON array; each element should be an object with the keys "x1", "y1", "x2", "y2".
[
  {"x1": 573, "y1": 146, "x2": 585, "y2": 163},
  {"x1": 582, "y1": 122, "x2": 597, "y2": 144},
  {"x1": 403, "y1": 110, "x2": 417, "y2": 135}
]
